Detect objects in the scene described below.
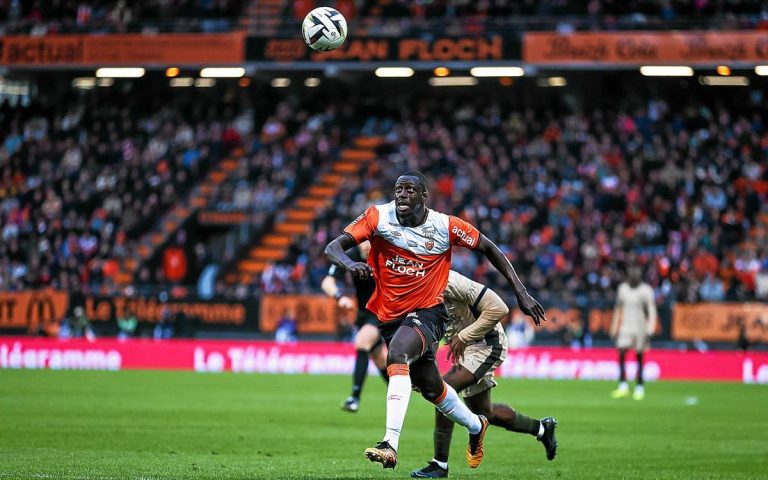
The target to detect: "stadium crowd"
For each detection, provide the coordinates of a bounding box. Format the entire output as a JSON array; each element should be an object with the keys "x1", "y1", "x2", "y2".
[
  {"x1": 357, "y1": 0, "x2": 768, "y2": 18},
  {"x1": 334, "y1": 0, "x2": 768, "y2": 34},
  {"x1": 0, "y1": 81, "x2": 252, "y2": 292},
  {"x1": 0, "y1": 0, "x2": 246, "y2": 34},
  {"x1": 263, "y1": 89, "x2": 768, "y2": 307}
]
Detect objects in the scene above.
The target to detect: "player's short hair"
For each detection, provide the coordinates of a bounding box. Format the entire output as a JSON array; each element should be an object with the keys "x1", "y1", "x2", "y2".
[{"x1": 397, "y1": 170, "x2": 428, "y2": 195}]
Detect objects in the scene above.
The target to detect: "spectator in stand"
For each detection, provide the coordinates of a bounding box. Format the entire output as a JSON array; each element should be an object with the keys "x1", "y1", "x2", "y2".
[
  {"x1": 275, "y1": 308, "x2": 298, "y2": 344},
  {"x1": 154, "y1": 297, "x2": 174, "y2": 340},
  {"x1": 71, "y1": 306, "x2": 96, "y2": 341},
  {"x1": 117, "y1": 307, "x2": 138, "y2": 340}
]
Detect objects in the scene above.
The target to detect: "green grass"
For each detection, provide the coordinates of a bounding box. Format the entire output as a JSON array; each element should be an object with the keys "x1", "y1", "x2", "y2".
[{"x1": 0, "y1": 370, "x2": 766, "y2": 479}]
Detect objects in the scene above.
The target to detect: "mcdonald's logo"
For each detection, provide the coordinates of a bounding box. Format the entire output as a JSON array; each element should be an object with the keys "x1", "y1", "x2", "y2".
[{"x1": 0, "y1": 291, "x2": 69, "y2": 335}]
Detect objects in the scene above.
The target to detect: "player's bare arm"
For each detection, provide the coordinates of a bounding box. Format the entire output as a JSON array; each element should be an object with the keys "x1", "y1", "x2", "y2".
[
  {"x1": 474, "y1": 234, "x2": 547, "y2": 326},
  {"x1": 324, "y1": 233, "x2": 372, "y2": 279}
]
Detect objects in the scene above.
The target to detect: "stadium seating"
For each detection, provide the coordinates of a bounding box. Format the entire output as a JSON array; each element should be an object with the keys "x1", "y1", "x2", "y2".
[
  {"x1": 0, "y1": 0, "x2": 248, "y2": 34},
  {"x1": 0, "y1": 81, "x2": 248, "y2": 292},
  {"x1": 256, "y1": 90, "x2": 768, "y2": 304}
]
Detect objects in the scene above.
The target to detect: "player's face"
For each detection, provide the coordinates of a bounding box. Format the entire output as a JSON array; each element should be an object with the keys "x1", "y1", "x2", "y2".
[
  {"x1": 628, "y1": 267, "x2": 642, "y2": 285},
  {"x1": 394, "y1": 178, "x2": 425, "y2": 215}
]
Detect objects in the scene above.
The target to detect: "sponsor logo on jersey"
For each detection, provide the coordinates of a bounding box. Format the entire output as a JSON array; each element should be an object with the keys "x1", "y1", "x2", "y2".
[
  {"x1": 385, "y1": 255, "x2": 427, "y2": 277},
  {"x1": 380, "y1": 229, "x2": 401, "y2": 239},
  {"x1": 451, "y1": 226, "x2": 476, "y2": 246},
  {"x1": 407, "y1": 240, "x2": 418, "y2": 248},
  {"x1": 349, "y1": 212, "x2": 365, "y2": 225},
  {"x1": 421, "y1": 225, "x2": 437, "y2": 238}
]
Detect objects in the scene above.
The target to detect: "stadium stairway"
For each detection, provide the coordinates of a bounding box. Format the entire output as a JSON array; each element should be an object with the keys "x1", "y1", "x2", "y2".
[
  {"x1": 114, "y1": 155, "x2": 241, "y2": 285},
  {"x1": 232, "y1": 137, "x2": 381, "y2": 285}
]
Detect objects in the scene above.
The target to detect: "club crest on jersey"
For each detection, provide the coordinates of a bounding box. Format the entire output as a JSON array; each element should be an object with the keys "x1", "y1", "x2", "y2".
[{"x1": 425, "y1": 240, "x2": 434, "y2": 250}]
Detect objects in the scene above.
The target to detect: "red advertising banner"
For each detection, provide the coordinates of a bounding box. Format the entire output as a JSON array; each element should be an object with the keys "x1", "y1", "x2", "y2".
[
  {"x1": 1, "y1": 337, "x2": 766, "y2": 383},
  {"x1": 524, "y1": 31, "x2": 768, "y2": 65},
  {"x1": 0, "y1": 32, "x2": 245, "y2": 66}
]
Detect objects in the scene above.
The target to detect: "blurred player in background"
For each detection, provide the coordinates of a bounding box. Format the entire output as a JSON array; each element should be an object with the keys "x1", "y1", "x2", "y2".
[
  {"x1": 325, "y1": 171, "x2": 546, "y2": 470},
  {"x1": 412, "y1": 270, "x2": 557, "y2": 479},
  {"x1": 610, "y1": 265, "x2": 658, "y2": 400},
  {"x1": 321, "y1": 240, "x2": 388, "y2": 412}
]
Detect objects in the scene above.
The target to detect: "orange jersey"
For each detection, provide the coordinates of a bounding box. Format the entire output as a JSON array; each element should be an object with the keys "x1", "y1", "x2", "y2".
[{"x1": 344, "y1": 201, "x2": 480, "y2": 322}]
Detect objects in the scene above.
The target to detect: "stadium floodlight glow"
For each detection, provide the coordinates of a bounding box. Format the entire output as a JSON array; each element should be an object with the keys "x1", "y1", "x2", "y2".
[
  {"x1": 548, "y1": 76, "x2": 567, "y2": 87},
  {"x1": 699, "y1": 76, "x2": 749, "y2": 86},
  {"x1": 194, "y1": 78, "x2": 216, "y2": 88},
  {"x1": 97, "y1": 78, "x2": 114, "y2": 87},
  {"x1": 166, "y1": 67, "x2": 180, "y2": 78},
  {"x1": 433, "y1": 67, "x2": 450, "y2": 77},
  {"x1": 271, "y1": 78, "x2": 291, "y2": 87},
  {"x1": 374, "y1": 67, "x2": 414, "y2": 78},
  {"x1": 639, "y1": 66, "x2": 693, "y2": 77},
  {"x1": 537, "y1": 76, "x2": 567, "y2": 87},
  {"x1": 470, "y1": 66, "x2": 524, "y2": 77},
  {"x1": 95, "y1": 68, "x2": 145, "y2": 78},
  {"x1": 716, "y1": 65, "x2": 731, "y2": 76},
  {"x1": 304, "y1": 77, "x2": 321, "y2": 87},
  {"x1": 428, "y1": 76, "x2": 478, "y2": 87},
  {"x1": 200, "y1": 67, "x2": 245, "y2": 78},
  {"x1": 170, "y1": 77, "x2": 195, "y2": 87},
  {"x1": 755, "y1": 66, "x2": 768, "y2": 76},
  {"x1": 72, "y1": 77, "x2": 96, "y2": 89}
]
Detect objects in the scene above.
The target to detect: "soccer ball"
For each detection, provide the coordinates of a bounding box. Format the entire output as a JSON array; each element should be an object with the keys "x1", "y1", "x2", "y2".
[{"x1": 301, "y1": 7, "x2": 347, "y2": 52}]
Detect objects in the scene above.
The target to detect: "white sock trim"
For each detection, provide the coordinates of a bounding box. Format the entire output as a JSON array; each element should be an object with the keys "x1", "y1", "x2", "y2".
[
  {"x1": 382, "y1": 373, "x2": 411, "y2": 452},
  {"x1": 432, "y1": 459, "x2": 448, "y2": 470},
  {"x1": 536, "y1": 421, "x2": 545, "y2": 439},
  {"x1": 434, "y1": 383, "x2": 482, "y2": 434}
]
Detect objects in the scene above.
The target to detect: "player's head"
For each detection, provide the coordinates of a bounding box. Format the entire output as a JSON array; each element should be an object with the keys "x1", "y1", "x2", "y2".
[
  {"x1": 627, "y1": 265, "x2": 643, "y2": 286},
  {"x1": 394, "y1": 171, "x2": 428, "y2": 216}
]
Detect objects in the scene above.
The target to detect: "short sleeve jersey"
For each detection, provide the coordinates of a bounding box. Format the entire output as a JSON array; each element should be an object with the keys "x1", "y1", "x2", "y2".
[
  {"x1": 616, "y1": 282, "x2": 655, "y2": 334},
  {"x1": 443, "y1": 270, "x2": 506, "y2": 342},
  {"x1": 344, "y1": 201, "x2": 480, "y2": 322}
]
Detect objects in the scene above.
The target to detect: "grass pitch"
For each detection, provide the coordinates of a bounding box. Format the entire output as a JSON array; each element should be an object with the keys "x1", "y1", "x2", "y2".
[{"x1": 1, "y1": 370, "x2": 766, "y2": 479}]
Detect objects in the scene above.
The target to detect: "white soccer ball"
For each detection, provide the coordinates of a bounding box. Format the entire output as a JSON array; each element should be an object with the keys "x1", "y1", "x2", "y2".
[{"x1": 301, "y1": 7, "x2": 347, "y2": 52}]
